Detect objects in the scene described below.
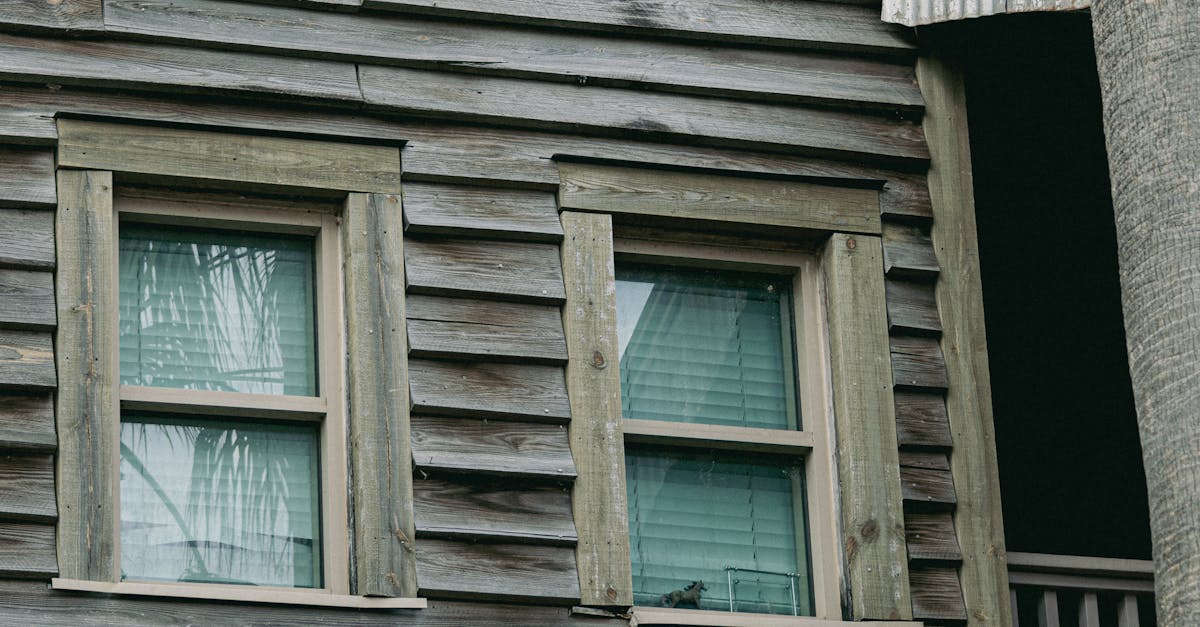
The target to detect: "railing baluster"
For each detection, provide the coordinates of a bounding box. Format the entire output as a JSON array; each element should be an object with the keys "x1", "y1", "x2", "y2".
[
  {"x1": 1011, "y1": 588, "x2": 1021, "y2": 627},
  {"x1": 1078, "y1": 591, "x2": 1100, "y2": 627},
  {"x1": 1038, "y1": 590, "x2": 1060, "y2": 627},
  {"x1": 1118, "y1": 593, "x2": 1141, "y2": 627}
]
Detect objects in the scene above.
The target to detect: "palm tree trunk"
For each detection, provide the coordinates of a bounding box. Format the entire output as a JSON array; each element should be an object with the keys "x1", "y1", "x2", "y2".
[{"x1": 1091, "y1": 4, "x2": 1200, "y2": 624}]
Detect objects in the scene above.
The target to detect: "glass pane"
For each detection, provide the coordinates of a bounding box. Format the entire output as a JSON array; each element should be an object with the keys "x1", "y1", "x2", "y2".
[
  {"x1": 616, "y1": 265, "x2": 797, "y2": 429},
  {"x1": 119, "y1": 225, "x2": 317, "y2": 396},
  {"x1": 120, "y1": 417, "x2": 322, "y2": 588},
  {"x1": 626, "y1": 449, "x2": 812, "y2": 616}
]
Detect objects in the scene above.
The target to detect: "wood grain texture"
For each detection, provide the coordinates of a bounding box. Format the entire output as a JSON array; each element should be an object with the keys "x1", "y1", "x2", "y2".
[
  {"x1": 343, "y1": 193, "x2": 416, "y2": 598},
  {"x1": 0, "y1": 331, "x2": 55, "y2": 390},
  {"x1": 899, "y1": 450, "x2": 951, "y2": 471},
  {"x1": 54, "y1": 169, "x2": 116, "y2": 581},
  {"x1": 0, "y1": 270, "x2": 54, "y2": 330},
  {"x1": 558, "y1": 162, "x2": 881, "y2": 236},
  {"x1": 900, "y1": 466, "x2": 957, "y2": 510},
  {"x1": 0, "y1": 0, "x2": 103, "y2": 33},
  {"x1": 895, "y1": 391, "x2": 953, "y2": 449},
  {"x1": 403, "y1": 183, "x2": 562, "y2": 242},
  {"x1": 559, "y1": 211, "x2": 632, "y2": 607},
  {"x1": 360, "y1": 0, "x2": 916, "y2": 55},
  {"x1": 883, "y1": 222, "x2": 940, "y2": 280},
  {"x1": 413, "y1": 478, "x2": 576, "y2": 545},
  {"x1": 0, "y1": 394, "x2": 55, "y2": 452},
  {"x1": 57, "y1": 119, "x2": 401, "y2": 194},
  {"x1": 407, "y1": 297, "x2": 567, "y2": 364},
  {"x1": 905, "y1": 512, "x2": 962, "y2": 562},
  {"x1": 0, "y1": 580, "x2": 623, "y2": 625},
  {"x1": 886, "y1": 278, "x2": 942, "y2": 336},
  {"x1": 359, "y1": 67, "x2": 929, "y2": 164},
  {"x1": 404, "y1": 238, "x2": 566, "y2": 304},
  {"x1": 0, "y1": 85, "x2": 931, "y2": 218},
  {"x1": 892, "y1": 335, "x2": 950, "y2": 390},
  {"x1": 821, "y1": 233, "x2": 911, "y2": 620},
  {"x1": 415, "y1": 538, "x2": 580, "y2": 604},
  {"x1": 410, "y1": 415, "x2": 576, "y2": 480},
  {"x1": 0, "y1": 454, "x2": 55, "y2": 522},
  {"x1": 409, "y1": 360, "x2": 571, "y2": 423},
  {"x1": 0, "y1": 522, "x2": 56, "y2": 578},
  {"x1": 0, "y1": 33, "x2": 361, "y2": 102},
  {"x1": 908, "y1": 564, "x2": 968, "y2": 621},
  {"x1": 103, "y1": 0, "x2": 922, "y2": 110},
  {"x1": 0, "y1": 147, "x2": 55, "y2": 209},
  {"x1": 0, "y1": 209, "x2": 54, "y2": 270},
  {"x1": 919, "y1": 53, "x2": 1010, "y2": 627}
]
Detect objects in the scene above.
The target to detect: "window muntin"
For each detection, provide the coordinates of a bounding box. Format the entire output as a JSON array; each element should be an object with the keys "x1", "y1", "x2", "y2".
[
  {"x1": 616, "y1": 265, "x2": 797, "y2": 430},
  {"x1": 615, "y1": 259, "x2": 816, "y2": 617},
  {"x1": 119, "y1": 416, "x2": 322, "y2": 588},
  {"x1": 118, "y1": 225, "x2": 318, "y2": 396}
]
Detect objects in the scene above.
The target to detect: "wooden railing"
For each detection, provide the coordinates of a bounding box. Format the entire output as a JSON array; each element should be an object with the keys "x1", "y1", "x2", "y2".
[{"x1": 1007, "y1": 552, "x2": 1155, "y2": 627}]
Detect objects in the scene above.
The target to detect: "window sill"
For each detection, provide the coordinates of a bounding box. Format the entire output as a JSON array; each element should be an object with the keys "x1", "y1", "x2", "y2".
[
  {"x1": 629, "y1": 607, "x2": 921, "y2": 627},
  {"x1": 50, "y1": 578, "x2": 427, "y2": 609}
]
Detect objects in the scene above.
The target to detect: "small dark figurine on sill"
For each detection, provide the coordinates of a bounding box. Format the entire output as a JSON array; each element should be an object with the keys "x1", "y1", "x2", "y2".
[{"x1": 660, "y1": 581, "x2": 706, "y2": 608}]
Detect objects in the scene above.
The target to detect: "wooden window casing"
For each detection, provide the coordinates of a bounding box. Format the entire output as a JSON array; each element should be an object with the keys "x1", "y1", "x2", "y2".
[
  {"x1": 559, "y1": 161, "x2": 914, "y2": 624},
  {"x1": 51, "y1": 120, "x2": 422, "y2": 609}
]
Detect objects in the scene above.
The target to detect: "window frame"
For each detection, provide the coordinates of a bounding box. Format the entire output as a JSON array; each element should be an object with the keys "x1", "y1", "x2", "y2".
[
  {"x1": 558, "y1": 160, "x2": 913, "y2": 624},
  {"x1": 51, "y1": 119, "x2": 422, "y2": 609}
]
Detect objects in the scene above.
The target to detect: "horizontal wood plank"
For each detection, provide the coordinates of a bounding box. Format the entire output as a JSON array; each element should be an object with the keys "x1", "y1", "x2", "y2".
[
  {"x1": 51, "y1": 580, "x2": 426, "y2": 609},
  {"x1": 883, "y1": 223, "x2": 939, "y2": 280},
  {"x1": 360, "y1": 67, "x2": 929, "y2": 164},
  {"x1": 407, "y1": 296, "x2": 567, "y2": 364},
  {"x1": 0, "y1": 580, "x2": 622, "y2": 625},
  {"x1": 558, "y1": 162, "x2": 881, "y2": 235},
  {"x1": 0, "y1": 85, "x2": 931, "y2": 218},
  {"x1": 900, "y1": 466, "x2": 956, "y2": 510},
  {"x1": 0, "y1": 454, "x2": 55, "y2": 522},
  {"x1": 0, "y1": 522, "x2": 56, "y2": 579},
  {"x1": 894, "y1": 391, "x2": 953, "y2": 449},
  {"x1": 905, "y1": 512, "x2": 962, "y2": 563},
  {"x1": 57, "y1": 119, "x2": 401, "y2": 193},
  {"x1": 0, "y1": 209, "x2": 54, "y2": 270},
  {"x1": 886, "y1": 278, "x2": 942, "y2": 336},
  {"x1": 403, "y1": 183, "x2": 562, "y2": 242},
  {"x1": 0, "y1": 147, "x2": 55, "y2": 209},
  {"x1": 413, "y1": 478, "x2": 576, "y2": 544},
  {"x1": 409, "y1": 360, "x2": 571, "y2": 423},
  {"x1": 891, "y1": 336, "x2": 950, "y2": 390},
  {"x1": 908, "y1": 564, "x2": 968, "y2": 621},
  {"x1": 0, "y1": 270, "x2": 54, "y2": 330},
  {"x1": 360, "y1": 0, "x2": 916, "y2": 55},
  {"x1": 0, "y1": 394, "x2": 55, "y2": 452},
  {"x1": 0, "y1": 0, "x2": 103, "y2": 33},
  {"x1": 0, "y1": 331, "x2": 55, "y2": 390},
  {"x1": 103, "y1": 0, "x2": 922, "y2": 110},
  {"x1": 416, "y1": 538, "x2": 580, "y2": 604},
  {"x1": 0, "y1": 33, "x2": 361, "y2": 102},
  {"x1": 899, "y1": 450, "x2": 951, "y2": 471},
  {"x1": 410, "y1": 415, "x2": 576, "y2": 480},
  {"x1": 404, "y1": 238, "x2": 566, "y2": 304}
]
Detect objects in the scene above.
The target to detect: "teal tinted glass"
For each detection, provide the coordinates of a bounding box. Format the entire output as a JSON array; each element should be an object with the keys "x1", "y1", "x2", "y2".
[
  {"x1": 119, "y1": 225, "x2": 317, "y2": 396},
  {"x1": 120, "y1": 417, "x2": 322, "y2": 588},
  {"x1": 626, "y1": 449, "x2": 813, "y2": 615},
  {"x1": 616, "y1": 265, "x2": 797, "y2": 429}
]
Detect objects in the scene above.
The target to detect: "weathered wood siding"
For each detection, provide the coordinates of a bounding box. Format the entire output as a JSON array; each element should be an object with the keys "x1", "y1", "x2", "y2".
[{"x1": 0, "y1": 0, "x2": 988, "y2": 622}]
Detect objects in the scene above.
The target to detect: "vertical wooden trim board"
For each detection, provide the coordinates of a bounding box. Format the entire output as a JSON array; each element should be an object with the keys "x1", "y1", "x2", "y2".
[
  {"x1": 918, "y1": 54, "x2": 1011, "y2": 626},
  {"x1": 559, "y1": 210, "x2": 633, "y2": 607},
  {"x1": 343, "y1": 192, "x2": 417, "y2": 597},
  {"x1": 55, "y1": 169, "x2": 118, "y2": 581},
  {"x1": 822, "y1": 232, "x2": 912, "y2": 620}
]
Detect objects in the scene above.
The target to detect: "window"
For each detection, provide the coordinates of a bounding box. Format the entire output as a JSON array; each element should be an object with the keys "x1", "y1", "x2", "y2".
[
  {"x1": 617, "y1": 263, "x2": 813, "y2": 615},
  {"x1": 116, "y1": 211, "x2": 337, "y2": 589},
  {"x1": 53, "y1": 120, "x2": 421, "y2": 609}
]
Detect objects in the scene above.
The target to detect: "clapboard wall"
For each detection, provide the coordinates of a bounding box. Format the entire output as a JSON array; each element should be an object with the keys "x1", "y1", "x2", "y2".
[{"x1": 0, "y1": 0, "x2": 991, "y2": 622}]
